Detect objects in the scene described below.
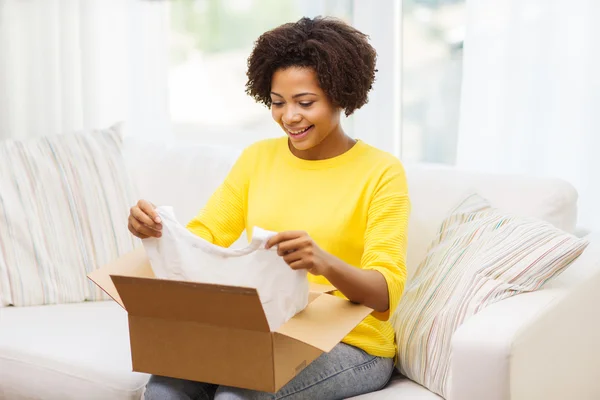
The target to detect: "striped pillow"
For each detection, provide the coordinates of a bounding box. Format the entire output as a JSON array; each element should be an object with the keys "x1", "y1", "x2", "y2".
[
  {"x1": 393, "y1": 194, "x2": 589, "y2": 398},
  {"x1": 0, "y1": 125, "x2": 139, "y2": 306}
]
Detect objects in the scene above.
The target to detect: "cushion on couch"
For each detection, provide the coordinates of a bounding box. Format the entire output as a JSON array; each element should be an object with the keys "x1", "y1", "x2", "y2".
[
  {"x1": 0, "y1": 124, "x2": 139, "y2": 306},
  {"x1": 349, "y1": 372, "x2": 442, "y2": 399},
  {"x1": 122, "y1": 136, "x2": 240, "y2": 224},
  {"x1": 392, "y1": 193, "x2": 589, "y2": 398},
  {"x1": 0, "y1": 301, "x2": 148, "y2": 400},
  {"x1": 0, "y1": 300, "x2": 441, "y2": 400},
  {"x1": 405, "y1": 163, "x2": 579, "y2": 278}
]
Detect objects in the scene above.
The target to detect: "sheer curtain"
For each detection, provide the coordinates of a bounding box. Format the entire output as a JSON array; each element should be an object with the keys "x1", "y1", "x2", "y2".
[
  {"x1": 457, "y1": 0, "x2": 600, "y2": 230},
  {"x1": 0, "y1": 0, "x2": 171, "y2": 141}
]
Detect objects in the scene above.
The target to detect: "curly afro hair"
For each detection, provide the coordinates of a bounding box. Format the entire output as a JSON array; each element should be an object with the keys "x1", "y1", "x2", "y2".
[{"x1": 245, "y1": 16, "x2": 377, "y2": 117}]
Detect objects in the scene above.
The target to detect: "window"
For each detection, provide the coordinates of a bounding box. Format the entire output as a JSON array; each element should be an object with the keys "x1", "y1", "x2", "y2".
[
  {"x1": 402, "y1": 0, "x2": 466, "y2": 164},
  {"x1": 167, "y1": 0, "x2": 466, "y2": 164},
  {"x1": 168, "y1": 0, "x2": 352, "y2": 148}
]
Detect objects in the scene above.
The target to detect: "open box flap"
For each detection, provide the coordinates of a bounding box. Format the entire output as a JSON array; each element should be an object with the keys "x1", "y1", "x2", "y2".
[
  {"x1": 111, "y1": 275, "x2": 270, "y2": 332},
  {"x1": 87, "y1": 247, "x2": 153, "y2": 309},
  {"x1": 275, "y1": 294, "x2": 373, "y2": 352},
  {"x1": 308, "y1": 282, "x2": 337, "y2": 303},
  {"x1": 308, "y1": 282, "x2": 336, "y2": 294}
]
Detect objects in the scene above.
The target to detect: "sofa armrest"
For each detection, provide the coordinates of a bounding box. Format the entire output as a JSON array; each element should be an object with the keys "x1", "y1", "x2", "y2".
[{"x1": 449, "y1": 236, "x2": 600, "y2": 400}]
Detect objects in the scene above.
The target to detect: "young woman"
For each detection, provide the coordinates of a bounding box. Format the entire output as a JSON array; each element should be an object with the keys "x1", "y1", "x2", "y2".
[{"x1": 129, "y1": 16, "x2": 410, "y2": 400}]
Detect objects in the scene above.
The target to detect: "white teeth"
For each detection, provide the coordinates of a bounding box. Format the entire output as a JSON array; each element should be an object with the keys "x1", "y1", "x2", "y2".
[{"x1": 289, "y1": 126, "x2": 311, "y2": 135}]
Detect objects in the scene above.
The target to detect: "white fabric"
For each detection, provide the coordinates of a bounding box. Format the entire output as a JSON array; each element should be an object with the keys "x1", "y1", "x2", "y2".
[
  {"x1": 0, "y1": 301, "x2": 149, "y2": 400},
  {"x1": 451, "y1": 233, "x2": 600, "y2": 400},
  {"x1": 405, "y1": 163, "x2": 578, "y2": 278},
  {"x1": 0, "y1": 0, "x2": 170, "y2": 141},
  {"x1": 143, "y1": 206, "x2": 309, "y2": 332},
  {"x1": 457, "y1": 0, "x2": 600, "y2": 231}
]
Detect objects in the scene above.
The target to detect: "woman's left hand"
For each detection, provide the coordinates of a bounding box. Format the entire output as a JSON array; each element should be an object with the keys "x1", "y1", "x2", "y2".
[{"x1": 265, "y1": 231, "x2": 333, "y2": 276}]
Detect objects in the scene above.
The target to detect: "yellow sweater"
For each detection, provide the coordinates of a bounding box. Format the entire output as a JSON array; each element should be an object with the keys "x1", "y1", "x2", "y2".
[{"x1": 187, "y1": 137, "x2": 410, "y2": 358}]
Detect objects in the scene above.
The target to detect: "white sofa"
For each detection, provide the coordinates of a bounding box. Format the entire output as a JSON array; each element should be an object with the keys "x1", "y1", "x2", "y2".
[{"x1": 1, "y1": 137, "x2": 599, "y2": 400}]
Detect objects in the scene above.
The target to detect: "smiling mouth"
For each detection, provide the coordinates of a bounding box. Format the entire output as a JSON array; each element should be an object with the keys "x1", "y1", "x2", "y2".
[{"x1": 286, "y1": 125, "x2": 314, "y2": 136}]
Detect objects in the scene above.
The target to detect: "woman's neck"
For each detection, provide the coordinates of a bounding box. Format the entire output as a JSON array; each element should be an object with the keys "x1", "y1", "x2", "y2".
[{"x1": 289, "y1": 129, "x2": 356, "y2": 161}]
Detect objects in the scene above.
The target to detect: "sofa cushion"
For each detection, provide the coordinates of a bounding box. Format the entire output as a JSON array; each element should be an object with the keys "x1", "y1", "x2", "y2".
[
  {"x1": 0, "y1": 301, "x2": 148, "y2": 400},
  {"x1": 349, "y1": 372, "x2": 442, "y2": 399},
  {"x1": 392, "y1": 194, "x2": 588, "y2": 398},
  {"x1": 405, "y1": 163, "x2": 579, "y2": 278},
  {"x1": 0, "y1": 124, "x2": 139, "y2": 306},
  {"x1": 0, "y1": 301, "x2": 441, "y2": 400},
  {"x1": 123, "y1": 136, "x2": 240, "y2": 225}
]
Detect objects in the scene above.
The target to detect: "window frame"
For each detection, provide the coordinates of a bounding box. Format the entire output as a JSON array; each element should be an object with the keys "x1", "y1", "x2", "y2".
[{"x1": 351, "y1": 0, "x2": 402, "y2": 158}]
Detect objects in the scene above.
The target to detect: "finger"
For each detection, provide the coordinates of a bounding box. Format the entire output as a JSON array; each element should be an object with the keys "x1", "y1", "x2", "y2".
[
  {"x1": 266, "y1": 230, "x2": 306, "y2": 249},
  {"x1": 283, "y1": 250, "x2": 303, "y2": 264},
  {"x1": 276, "y1": 237, "x2": 307, "y2": 256},
  {"x1": 130, "y1": 218, "x2": 153, "y2": 237},
  {"x1": 289, "y1": 259, "x2": 308, "y2": 270},
  {"x1": 266, "y1": 233, "x2": 290, "y2": 249},
  {"x1": 128, "y1": 221, "x2": 149, "y2": 239},
  {"x1": 138, "y1": 199, "x2": 161, "y2": 224},
  {"x1": 132, "y1": 207, "x2": 162, "y2": 231},
  {"x1": 131, "y1": 218, "x2": 161, "y2": 238}
]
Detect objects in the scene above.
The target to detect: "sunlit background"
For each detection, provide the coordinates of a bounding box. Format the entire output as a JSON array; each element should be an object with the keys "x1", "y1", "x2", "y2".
[{"x1": 167, "y1": 0, "x2": 465, "y2": 165}]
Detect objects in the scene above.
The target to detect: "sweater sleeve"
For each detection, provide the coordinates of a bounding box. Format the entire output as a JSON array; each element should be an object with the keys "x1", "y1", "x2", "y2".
[
  {"x1": 185, "y1": 146, "x2": 253, "y2": 247},
  {"x1": 361, "y1": 162, "x2": 411, "y2": 321}
]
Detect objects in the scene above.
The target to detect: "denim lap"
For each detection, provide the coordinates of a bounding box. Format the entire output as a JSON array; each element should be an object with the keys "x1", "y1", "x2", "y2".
[
  {"x1": 144, "y1": 375, "x2": 217, "y2": 400},
  {"x1": 145, "y1": 343, "x2": 394, "y2": 400}
]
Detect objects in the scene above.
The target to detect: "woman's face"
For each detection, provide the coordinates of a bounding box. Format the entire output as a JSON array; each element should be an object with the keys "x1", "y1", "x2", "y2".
[{"x1": 270, "y1": 67, "x2": 342, "y2": 152}]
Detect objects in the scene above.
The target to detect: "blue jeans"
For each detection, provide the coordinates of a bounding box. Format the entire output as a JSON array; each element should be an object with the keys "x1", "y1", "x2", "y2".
[{"x1": 144, "y1": 343, "x2": 394, "y2": 400}]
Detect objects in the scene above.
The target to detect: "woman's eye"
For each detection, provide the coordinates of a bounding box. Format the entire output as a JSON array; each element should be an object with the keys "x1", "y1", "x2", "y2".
[
  {"x1": 271, "y1": 102, "x2": 284, "y2": 107},
  {"x1": 299, "y1": 102, "x2": 314, "y2": 107}
]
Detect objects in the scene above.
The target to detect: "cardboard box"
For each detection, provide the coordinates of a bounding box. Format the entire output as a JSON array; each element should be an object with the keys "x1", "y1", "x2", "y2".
[{"x1": 88, "y1": 248, "x2": 372, "y2": 392}]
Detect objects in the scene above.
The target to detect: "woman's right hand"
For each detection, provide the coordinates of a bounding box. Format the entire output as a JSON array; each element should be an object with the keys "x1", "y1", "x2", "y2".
[{"x1": 128, "y1": 199, "x2": 163, "y2": 239}]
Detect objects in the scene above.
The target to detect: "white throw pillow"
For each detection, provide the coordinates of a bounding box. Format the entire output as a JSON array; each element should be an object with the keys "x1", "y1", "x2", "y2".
[
  {"x1": 392, "y1": 194, "x2": 589, "y2": 398},
  {"x1": 0, "y1": 125, "x2": 139, "y2": 306}
]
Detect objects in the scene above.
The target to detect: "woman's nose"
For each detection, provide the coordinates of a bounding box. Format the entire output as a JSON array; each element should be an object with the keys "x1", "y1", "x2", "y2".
[{"x1": 283, "y1": 110, "x2": 302, "y2": 124}]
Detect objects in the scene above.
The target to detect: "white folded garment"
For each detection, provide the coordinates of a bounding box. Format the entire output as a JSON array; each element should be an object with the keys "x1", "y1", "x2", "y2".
[{"x1": 142, "y1": 206, "x2": 309, "y2": 331}]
